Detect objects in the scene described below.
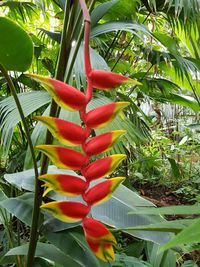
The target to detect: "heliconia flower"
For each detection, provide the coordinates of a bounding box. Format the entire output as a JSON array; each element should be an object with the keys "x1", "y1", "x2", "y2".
[
  {"x1": 39, "y1": 174, "x2": 88, "y2": 197},
  {"x1": 36, "y1": 145, "x2": 89, "y2": 170},
  {"x1": 84, "y1": 130, "x2": 126, "y2": 156},
  {"x1": 26, "y1": 74, "x2": 86, "y2": 111},
  {"x1": 90, "y1": 69, "x2": 141, "y2": 90},
  {"x1": 83, "y1": 177, "x2": 125, "y2": 206},
  {"x1": 41, "y1": 201, "x2": 90, "y2": 222},
  {"x1": 84, "y1": 102, "x2": 130, "y2": 129},
  {"x1": 83, "y1": 217, "x2": 116, "y2": 262},
  {"x1": 34, "y1": 116, "x2": 87, "y2": 146},
  {"x1": 82, "y1": 154, "x2": 126, "y2": 181}
]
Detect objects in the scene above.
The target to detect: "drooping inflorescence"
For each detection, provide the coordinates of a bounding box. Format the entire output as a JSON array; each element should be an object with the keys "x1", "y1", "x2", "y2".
[{"x1": 28, "y1": 0, "x2": 140, "y2": 262}]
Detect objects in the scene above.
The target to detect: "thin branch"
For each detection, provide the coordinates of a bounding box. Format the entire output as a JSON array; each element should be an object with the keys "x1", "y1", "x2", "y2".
[
  {"x1": 0, "y1": 64, "x2": 39, "y2": 267},
  {"x1": 111, "y1": 13, "x2": 150, "y2": 71},
  {"x1": 0, "y1": 65, "x2": 38, "y2": 179}
]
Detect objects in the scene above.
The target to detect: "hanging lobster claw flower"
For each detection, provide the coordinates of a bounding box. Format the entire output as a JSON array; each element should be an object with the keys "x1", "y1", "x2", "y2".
[
  {"x1": 84, "y1": 130, "x2": 126, "y2": 156},
  {"x1": 90, "y1": 69, "x2": 141, "y2": 90},
  {"x1": 82, "y1": 154, "x2": 126, "y2": 181},
  {"x1": 83, "y1": 217, "x2": 116, "y2": 262},
  {"x1": 39, "y1": 174, "x2": 88, "y2": 196},
  {"x1": 83, "y1": 177, "x2": 125, "y2": 206},
  {"x1": 84, "y1": 102, "x2": 130, "y2": 129},
  {"x1": 36, "y1": 145, "x2": 89, "y2": 170},
  {"x1": 41, "y1": 201, "x2": 90, "y2": 222},
  {"x1": 26, "y1": 74, "x2": 86, "y2": 111},
  {"x1": 34, "y1": 116, "x2": 87, "y2": 146}
]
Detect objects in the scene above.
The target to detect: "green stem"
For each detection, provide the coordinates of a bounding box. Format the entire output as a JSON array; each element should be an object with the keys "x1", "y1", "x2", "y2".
[
  {"x1": 104, "y1": 30, "x2": 121, "y2": 60},
  {"x1": 0, "y1": 64, "x2": 39, "y2": 267},
  {"x1": 111, "y1": 13, "x2": 150, "y2": 71}
]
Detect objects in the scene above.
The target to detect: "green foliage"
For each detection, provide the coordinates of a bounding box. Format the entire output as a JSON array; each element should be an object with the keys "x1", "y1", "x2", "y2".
[
  {"x1": 0, "y1": 0, "x2": 200, "y2": 266},
  {"x1": 0, "y1": 17, "x2": 33, "y2": 71}
]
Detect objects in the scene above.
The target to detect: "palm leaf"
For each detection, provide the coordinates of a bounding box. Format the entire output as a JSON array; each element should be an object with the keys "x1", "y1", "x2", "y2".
[
  {"x1": 91, "y1": 21, "x2": 150, "y2": 38},
  {"x1": 0, "y1": 91, "x2": 51, "y2": 155}
]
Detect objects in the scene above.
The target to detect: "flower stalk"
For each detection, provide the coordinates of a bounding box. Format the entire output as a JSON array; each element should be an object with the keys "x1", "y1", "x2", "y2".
[{"x1": 27, "y1": 0, "x2": 140, "y2": 262}]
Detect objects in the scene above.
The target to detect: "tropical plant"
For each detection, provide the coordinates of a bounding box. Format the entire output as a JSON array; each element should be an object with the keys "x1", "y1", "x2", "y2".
[{"x1": 0, "y1": 0, "x2": 200, "y2": 266}]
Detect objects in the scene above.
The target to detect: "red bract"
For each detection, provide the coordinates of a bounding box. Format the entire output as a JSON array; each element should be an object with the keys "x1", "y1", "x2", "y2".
[
  {"x1": 83, "y1": 217, "x2": 116, "y2": 262},
  {"x1": 36, "y1": 145, "x2": 89, "y2": 170},
  {"x1": 39, "y1": 174, "x2": 88, "y2": 196},
  {"x1": 84, "y1": 102, "x2": 130, "y2": 128},
  {"x1": 84, "y1": 130, "x2": 126, "y2": 156},
  {"x1": 83, "y1": 177, "x2": 125, "y2": 205},
  {"x1": 90, "y1": 69, "x2": 141, "y2": 90},
  {"x1": 34, "y1": 116, "x2": 87, "y2": 146},
  {"x1": 27, "y1": 74, "x2": 87, "y2": 111},
  {"x1": 41, "y1": 201, "x2": 90, "y2": 222},
  {"x1": 82, "y1": 154, "x2": 126, "y2": 181}
]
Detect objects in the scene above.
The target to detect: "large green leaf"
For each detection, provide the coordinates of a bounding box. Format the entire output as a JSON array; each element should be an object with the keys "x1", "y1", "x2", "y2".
[
  {"x1": 0, "y1": 193, "x2": 35, "y2": 226},
  {"x1": 0, "y1": 17, "x2": 33, "y2": 71},
  {"x1": 161, "y1": 218, "x2": 200, "y2": 251},
  {"x1": 114, "y1": 219, "x2": 194, "y2": 234},
  {"x1": 153, "y1": 32, "x2": 179, "y2": 54},
  {"x1": 91, "y1": 0, "x2": 119, "y2": 27},
  {"x1": 91, "y1": 22, "x2": 150, "y2": 38},
  {"x1": 45, "y1": 230, "x2": 101, "y2": 267},
  {"x1": 92, "y1": 184, "x2": 173, "y2": 244},
  {"x1": 0, "y1": 191, "x2": 10, "y2": 225},
  {"x1": 146, "y1": 242, "x2": 176, "y2": 267},
  {"x1": 111, "y1": 254, "x2": 151, "y2": 267},
  {"x1": 130, "y1": 205, "x2": 200, "y2": 215},
  {"x1": 6, "y1": 242, "x2": 83, "y2": 267}
]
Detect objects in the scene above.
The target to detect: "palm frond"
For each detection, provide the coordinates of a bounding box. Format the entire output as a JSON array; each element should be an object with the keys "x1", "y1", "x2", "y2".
[
  {"x1": 0, "y1": 91, "x2": 51, "y2": 155},
  {"x1": 0, "y1": 1, "x2": 38, "y2": 22}
]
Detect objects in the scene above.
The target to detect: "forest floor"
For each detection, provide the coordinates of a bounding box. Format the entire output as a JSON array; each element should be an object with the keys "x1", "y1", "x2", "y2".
[{"x1": 134, "y1": 181, "x2": 200, "y2": 265}]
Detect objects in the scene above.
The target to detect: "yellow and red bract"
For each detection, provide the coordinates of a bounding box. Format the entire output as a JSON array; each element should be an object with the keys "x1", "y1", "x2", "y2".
[
  {"x1": 36, "y1": 145, "x2": 89, "y2": 170},
  {"x1": 84, "y1": 102, "x2": 130, "y2": 128},
  {"x1": 27, "y1": 74, "x2": 87, "y2": 111},
  {"x1": 83, "y1": 177, "x2": 125, "y2": 205},
  {"x1": 41, "y1": 201, "x2": 90, "y2": 222},
  {"x1": 34, "y1": 116, "x2": 87, "y2": 146},
  {"x1": 90, "y1": 69, "x2": 141, "y2": 90},
  {"x1": 83, "y1": 217, "x2": 116, "y2": 262},
  {"x1": 84, "y1": 130, "x2": 126, "y2": 156},
  {"x1": 39, "y1": 174, "x2": 88, "y2": 196},
  {"x1": 81, "y1": 154, "x2": 126, "y2": 181}
]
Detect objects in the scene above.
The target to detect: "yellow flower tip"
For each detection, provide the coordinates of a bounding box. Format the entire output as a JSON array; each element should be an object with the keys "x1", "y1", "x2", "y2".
[
  {"x1": 26, "y1": 74, "x2": 52, "y2": 89},
  {"x1": 126, "y1": 77, "x2": 142, "y2": 86},
  {"x1": 112, "y1": 154, "x2": 127, "y2": 161},
  {"x1": 40, "y1": 202, "x2": 57, "y2": 212},
  {"x1": 110, "y1": 154, "x2": 127, "y2": 173},
  {"x1": 112, "y1": 130, "x2": 127, "y2": 139},
  {"x1": 35, "y1": 145, "x2": 45, "y2": 151},
  {"x1": 116, "y1": 101, "x2": 130, "y2": 109},
  {"x1": 110, "y1": 177, "x2": 125, "y2": 192},
  {"x1": 43, "y1": 187, "x2": 52, "y2": 197},
  {"x1": 35, "y1": 145, "x2": 53, "y2": 151},
  {"x1": 32, "y1": 115, "x2": 46, "y2": 121}
]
